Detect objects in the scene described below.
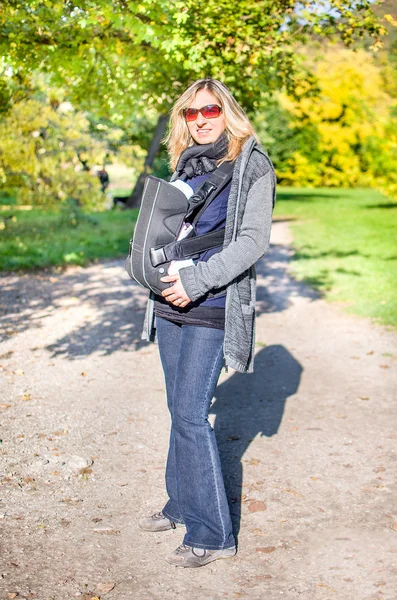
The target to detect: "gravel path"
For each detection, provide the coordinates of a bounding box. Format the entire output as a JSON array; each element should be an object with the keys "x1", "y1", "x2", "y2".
[{"x1": 0, "y1": 221, "x2": 396, "y2": 600}]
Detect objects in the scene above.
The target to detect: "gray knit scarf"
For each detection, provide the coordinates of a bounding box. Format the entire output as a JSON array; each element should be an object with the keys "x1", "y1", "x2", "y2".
[{"x1": 174, "y1": 132, "x2": 229, "y2": 181}]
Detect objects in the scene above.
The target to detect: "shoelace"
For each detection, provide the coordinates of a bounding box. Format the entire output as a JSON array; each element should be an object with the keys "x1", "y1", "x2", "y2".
[
  {"x1": 175, "y1": 544, "x2": 190, "y2": 554},
  {"x1": 152, "y1": 511, "x2": 166, "y2": 520}
]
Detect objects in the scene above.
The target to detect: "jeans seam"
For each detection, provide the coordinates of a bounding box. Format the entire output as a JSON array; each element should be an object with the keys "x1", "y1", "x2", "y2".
[{"x1": 203, "y1": 342, "x2": 227, "y2": 548}]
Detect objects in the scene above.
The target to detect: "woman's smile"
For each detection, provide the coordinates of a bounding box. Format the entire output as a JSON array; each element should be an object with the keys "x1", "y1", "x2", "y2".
[{"x1": 196, "y1": 127, "x2": 213, "y2": 136}]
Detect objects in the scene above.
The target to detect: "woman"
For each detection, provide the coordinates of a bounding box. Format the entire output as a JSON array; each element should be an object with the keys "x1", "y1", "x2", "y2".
[{"x1": 139, "y1": 79, "x2": 276, "y2": 568}]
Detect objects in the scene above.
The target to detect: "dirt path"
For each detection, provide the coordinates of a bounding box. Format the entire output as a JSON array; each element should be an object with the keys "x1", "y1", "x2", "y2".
[{"x1": 1, "y1": 221, "x2": 396, "y2": 600}]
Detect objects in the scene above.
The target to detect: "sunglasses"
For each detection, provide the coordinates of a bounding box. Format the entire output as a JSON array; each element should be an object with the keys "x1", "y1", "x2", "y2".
[{"x1": 183, "y1": 104, "x2": 223, "y2": 122}]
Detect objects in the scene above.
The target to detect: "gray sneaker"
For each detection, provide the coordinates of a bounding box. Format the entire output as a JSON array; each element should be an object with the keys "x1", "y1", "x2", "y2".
[
  {"x1": 139, "y1": 511, "x2": 185, "y2": 532},
  {"x1": 165, "y1": 543, "x2": 237, "y2": 568}
]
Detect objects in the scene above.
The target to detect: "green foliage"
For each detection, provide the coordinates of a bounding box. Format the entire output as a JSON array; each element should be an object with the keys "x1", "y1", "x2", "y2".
[
  {"x1": 0, "y1": 82, "x2": 149, "y2": 208},
  {"x1": 0, "y1": 93, "x2": 106, "y2": 207},
  {"x1": 256, "y1": 47, "x2": 397, "y2": 198},
  {"x1": 0, "y1": 1, "x2": 387, "y2": 117},
  {"x1": 275, "y1": 187, "x2": 397, "y2": 327},
  {"x1": 0, "y1": 76, "x2": 11, "y2": 115},
  {"x1": 0, "y1": 205, "x2": 138, "y2": 271}
]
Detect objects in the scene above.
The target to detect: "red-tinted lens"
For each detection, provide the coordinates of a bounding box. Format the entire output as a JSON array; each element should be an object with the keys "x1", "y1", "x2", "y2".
[
  {"x1": 184, "y1": 105, "x2": 222, "y2": 122},
  {"x1": 184, "y1": 108, "x2": 199, "y2": 122},
  {"x1": 201, "y1": 105, "x2": 222, "y2": 119}
]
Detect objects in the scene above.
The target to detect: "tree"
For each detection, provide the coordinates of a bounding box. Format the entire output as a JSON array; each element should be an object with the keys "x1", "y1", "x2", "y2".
[
  {"x1": 0, "y1": 1, "x2": 388, "y2": 204},
  {"x1": 1, "y1": 1, "x2": 387, "y2": 108},
  {"x1": 256, "y1": 47, "x2": 397, "y2": 197}
]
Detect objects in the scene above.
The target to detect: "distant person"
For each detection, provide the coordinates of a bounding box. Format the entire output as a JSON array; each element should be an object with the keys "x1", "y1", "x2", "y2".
[
  {"x1": 138, "y1": 79, "x2": 276, "y2": 567},
  {"x1": 97, "y1": 167, "x2": 109, "y2": 193}
]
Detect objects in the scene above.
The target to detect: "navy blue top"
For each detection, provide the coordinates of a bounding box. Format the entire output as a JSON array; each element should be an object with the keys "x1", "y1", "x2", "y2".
[
  {"x1": 153, "y1": 171, "x2": 231, "y2": 328},
  {"x1": 188, "y1": 173, "x2": 231, "y2": 308}
]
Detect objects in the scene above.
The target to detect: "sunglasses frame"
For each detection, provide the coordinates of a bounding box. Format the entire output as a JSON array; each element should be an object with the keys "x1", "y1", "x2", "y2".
[{"x1": 183, "y1": 104, "x2": 223, "y2": 122}]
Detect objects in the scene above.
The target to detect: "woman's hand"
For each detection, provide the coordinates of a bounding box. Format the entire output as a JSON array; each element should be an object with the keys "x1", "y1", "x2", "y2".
[{"x1": 160, "y1": 273, "x2": 192, "y2": 308}]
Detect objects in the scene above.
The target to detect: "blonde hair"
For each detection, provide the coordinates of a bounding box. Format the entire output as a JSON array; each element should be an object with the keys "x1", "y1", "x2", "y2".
[{"x1": 165, "y1": 79, "x2": 259, "y2": 171}]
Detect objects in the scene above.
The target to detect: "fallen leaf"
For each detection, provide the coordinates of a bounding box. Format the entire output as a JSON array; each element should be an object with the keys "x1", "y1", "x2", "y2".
[
  {"x1": 390, "y1": 522, "x2": 397, "y2": 532},
  {"x1": 52, "y1": 430, "x2": 68, "y2": 436},
  {"x1": 367, "y1": 350, "x2": 374, "y2": 355},
  {"x1": 93, "y1": 527, "x2": 120, "y2": 535},
  {"x1": 256, "y1": 546, "x2": 276, "y2": 553},
  {"x1": 79, "y1": 467, "x2": 92, "y2": 475},
  {"x1": 21, "y1": 393, "x2": 31, "y2": 401},
  {"x1": 359, "y1": 396, "x2": 370, "y2": 401},
  {"x1": 8, "y1": 594, "x2": 19, "y2": 599},
  {"x1": 81, "y1": 372, "x2": 87, "y2": 376},
  {"x1": 247, "y1": 458, "x2": 261, "y2": 466},
  {"x1": 316, "y1": 583, "x2": 337, "y2": 592},
  {"x1": 14, "y1": 369, "x2": 24, "y2": 375},
  {"x1": 0, "y1": 404, "x2": 12, "y2": 411},
  {"x1": 250, "y1": 528, "x2": 265, "y2": 536},
  {"x1": 248, "y1": 500, "x2": 267, "y2": 513},
  {"x1": 379, "y1": 364, "x2": 390, "y2": 369},
  {"x1": 281, "y1": 488, "x2": 304, "y2": 498},
  {"x1": 95, "y1": 582, "x2": 116, "y2": 594}
]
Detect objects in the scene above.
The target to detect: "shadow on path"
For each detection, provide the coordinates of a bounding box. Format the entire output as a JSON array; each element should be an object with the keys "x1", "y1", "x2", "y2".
[
  {"x1": 1, "y1": 237, "x2": 320, "y2": 358},
  {"x1": 210, "y1": 345, "x2": 303, "y2": 540},
  {"x1": 0, "y1": 261, "x2": 147, "y2": 356},
  {"x1": 255, "y1": 243, "x2": 319, "y2": 316}
]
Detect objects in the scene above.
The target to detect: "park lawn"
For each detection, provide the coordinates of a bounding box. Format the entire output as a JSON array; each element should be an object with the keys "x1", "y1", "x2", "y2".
[
  {"x1": 0, "y1": 206, "x2": 138, "y2": 271},
  {"x1": 1, "y1": 187, "x2": 395, "y2": 328},
  {"x1": 274, "y1": 187, "x2": 397, "y2": 327}
]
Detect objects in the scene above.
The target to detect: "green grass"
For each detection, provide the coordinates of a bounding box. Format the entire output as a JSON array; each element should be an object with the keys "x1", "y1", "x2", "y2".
[
  {"x1": 0, "y1": 206, "x2": 138, "y2": 271},
  {"x1": 1, "y1": 187, "x2": 396, "y2": 328},
  {"x1": 274, "y1": 187, "x2": 397, "y2": 327}
]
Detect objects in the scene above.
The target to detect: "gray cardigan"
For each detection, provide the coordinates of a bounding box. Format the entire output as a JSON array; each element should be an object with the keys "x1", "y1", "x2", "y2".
[{"x1": 141, "y1": 135, "x2": 276, "y2": 373}]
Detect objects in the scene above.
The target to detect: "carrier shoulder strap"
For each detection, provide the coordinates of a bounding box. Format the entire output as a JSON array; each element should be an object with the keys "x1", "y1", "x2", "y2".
[{"x1": 184, "y1": 160, "x2": 235, "y2": 224}]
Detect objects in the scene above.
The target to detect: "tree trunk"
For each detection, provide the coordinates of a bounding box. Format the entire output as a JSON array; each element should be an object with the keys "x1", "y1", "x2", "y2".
[{"x1": 126, "y1": 113, "x2": 169, "y2": 208}]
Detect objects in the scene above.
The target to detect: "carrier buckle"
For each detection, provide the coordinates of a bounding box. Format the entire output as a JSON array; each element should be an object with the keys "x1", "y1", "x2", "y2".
[{"x1": 150, "y1": 246, "x2": 167, "y2": 267}]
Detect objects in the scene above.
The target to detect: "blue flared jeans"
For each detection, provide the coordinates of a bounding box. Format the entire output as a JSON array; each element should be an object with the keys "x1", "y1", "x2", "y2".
[{"x1": 156, "y1": 316, "x2": 235, "y2": 550}]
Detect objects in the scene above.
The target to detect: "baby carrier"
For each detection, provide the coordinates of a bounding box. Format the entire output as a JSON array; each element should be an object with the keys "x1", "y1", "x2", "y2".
[{"x1": 125, "y1": 161, "x2": 234, "y2": 295}]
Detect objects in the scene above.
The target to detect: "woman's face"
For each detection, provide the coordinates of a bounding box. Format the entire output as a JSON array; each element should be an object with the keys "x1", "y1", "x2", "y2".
[{"x1": 185, "y1": 89, "x2": 226, "y2": 145}]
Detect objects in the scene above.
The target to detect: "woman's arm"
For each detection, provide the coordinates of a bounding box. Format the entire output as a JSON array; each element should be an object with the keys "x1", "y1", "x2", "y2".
[{"x1": 177, "y1": 168, "x2": 275, "y2": 303}]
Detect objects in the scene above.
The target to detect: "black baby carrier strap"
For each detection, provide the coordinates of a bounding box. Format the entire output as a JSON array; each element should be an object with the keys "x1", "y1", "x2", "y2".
[{"x1": 125, "y1": 161, "x2": 234, "y2": 295}]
